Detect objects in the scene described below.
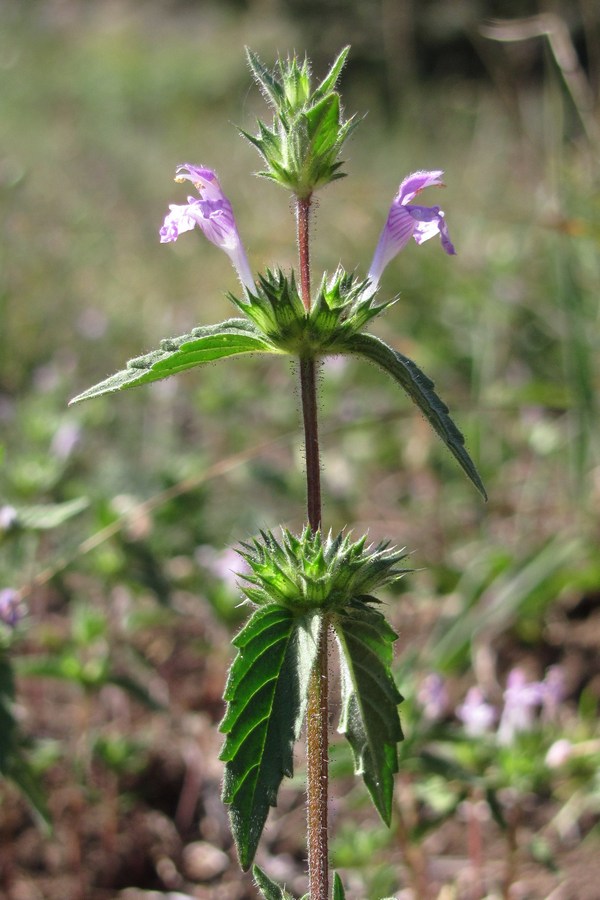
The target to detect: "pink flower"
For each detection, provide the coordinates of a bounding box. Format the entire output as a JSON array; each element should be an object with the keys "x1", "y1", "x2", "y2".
[
  {"x1": 368, "y1": 170, "x2": 456, "y2": 291},
  {"x1": 545, "y1": 739, "x2": 572, "y2": 768},
  {"x1": 160, "y1": 164, "x2": 255, "y2": 293}
]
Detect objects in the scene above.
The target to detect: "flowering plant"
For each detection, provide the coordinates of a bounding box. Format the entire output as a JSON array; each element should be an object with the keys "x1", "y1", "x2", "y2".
[{"x1": 70, "y1": 48, "x2": 485, "y2": 899}]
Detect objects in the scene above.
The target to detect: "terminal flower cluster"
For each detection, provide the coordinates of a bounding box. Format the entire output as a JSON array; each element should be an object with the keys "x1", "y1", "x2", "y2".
[{"x1": 236, "y1": 526, "x2": 409, "y2": 612}]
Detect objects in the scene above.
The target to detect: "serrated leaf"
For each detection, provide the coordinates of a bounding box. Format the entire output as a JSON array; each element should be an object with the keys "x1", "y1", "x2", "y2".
[
  {"x1": 14, "y1": 497, "x2": 89, "y2": 530},
  {"x1": 332, "y1": 872, "x2": 347, "y2": 899},
  {"x1": 220, "y1": 605, "x2": 320, "y2": 869},
  {"x1": 252, "y1": 864, "x2": 295, "y2": 899},
  {"x1": 69, "y1": 320, "x2": 280, "y2": 404},
  {"x1": 334, "y1": 601, "x2": 403, "y2": 824},
  {"x1": 343, "y1": 332, "x2": 487, "y2": 499}
]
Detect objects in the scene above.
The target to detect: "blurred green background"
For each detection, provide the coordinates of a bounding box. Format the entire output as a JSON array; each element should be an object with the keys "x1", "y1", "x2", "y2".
[{"x1": 1, "y1": 1, "x2": 599, "y2": 897}]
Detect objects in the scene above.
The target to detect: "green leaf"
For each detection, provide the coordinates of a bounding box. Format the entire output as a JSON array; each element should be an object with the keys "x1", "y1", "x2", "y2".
[
  {"x1": 220, "y1": 605, "x2": 320, "y2": 869},
  {"x1": 3, "y1": 750, "x2": 51, "y2": 828},
  {"x1": 69, "y1": 320, "x2": 280, "y2": 404},
  {"x1": 0, "y1": 654, "x2": 16, "y2": 772},
  {"x1": 334, "y1": 600, "x2": 403, "y2": 824},
  {"x1": 332, "y1": 872, "x2": 347, "y2": 899},
  {"x1": 304, "y1": 93, "x2": 340, "y2": 160},
  {"x1": 13, "y1": 497, "x2": 89, "y2": 530},
  {"x1": 106, "y1": 674, "x2": 165, "y2": 711},
  {"x1": 343, "y1": 332, "x2": 487, "y2": 499},
  {"x1": 0, "y1": 654, "x2": 50, "y2": 827},
  {"x1": 252, "y1": 864, "x2": 295, "y2": 900}
]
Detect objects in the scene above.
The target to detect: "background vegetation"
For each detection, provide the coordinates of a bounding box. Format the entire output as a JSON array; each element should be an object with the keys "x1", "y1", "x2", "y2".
[{"x1": 1, "y1": 1, "x2": 599, "y2": 897}]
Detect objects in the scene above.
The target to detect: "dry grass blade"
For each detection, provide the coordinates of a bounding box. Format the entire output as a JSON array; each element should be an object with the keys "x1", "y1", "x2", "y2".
[{"x1": 481, "y1": 14, "x2": 600, "y2": 147}]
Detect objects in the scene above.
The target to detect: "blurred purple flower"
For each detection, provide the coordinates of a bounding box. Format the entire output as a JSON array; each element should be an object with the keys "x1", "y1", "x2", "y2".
[
  {"x1": 368, "y1": 170, "x2": 456, "y2": 292},
  {"x1": 417, "y1": 673, "x2": 449, "y2": 722},
  {"x1": 456, "y1": 687, "x2": 496, "y2": 737},
  {"x1": 545, "y1": 738, "x2": 572, "y2": 768},
  {"x1": 0, "y1": 588, "x2": 24, "y2": 627},
  {"x1": 51, "y1": 421, "x2": 81, "y2": 461},
  {"x1": 0, "y1": 505, "x2": 18, "y2": 531},
  {"x1": 541, "y1": 665, "x2": 566, "y2": 723},
  {"x1": 160, "y1": 164, "x2": 255, "y2": 293},
  {"x1": 196, "y1": 545, "x2": 248, "y2": 595},
  {"x1": 497, "y1": 668, "x2": 547, "y2": 745}
]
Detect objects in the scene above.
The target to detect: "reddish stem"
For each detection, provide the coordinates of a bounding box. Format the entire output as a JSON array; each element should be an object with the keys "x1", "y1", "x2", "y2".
[
  {"x1": 300, "y1": 357, "x2": 322, "y2": 534},
  {"x1": 297, "y1": 196, "x2": 312, "y2": 313}
]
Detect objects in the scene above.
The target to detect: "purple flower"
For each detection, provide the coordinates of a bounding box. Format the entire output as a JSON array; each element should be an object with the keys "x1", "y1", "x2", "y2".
[
  {"x1": 196, "y1": 545, "x2": 248, "y2": 594},
  {"x1": 51, "y1": 421, "x2": 81, "y2": 461},
  {"x1": 456, "y1": 687, "x2": 496, "y2": 737},
  {"x1": 160, "y1": 164, "x2": 255, "y2": 293},
  {"x1": 541, "y1": 665, "x2": 565, "y2": 723},
  {"x1": 0, "y1": 588, "x2": 24, "y2": 628},
  {"x1": 417, "y1": 672, "x2": 449, "y2": 722},
  {"x1": 368, "y1": 170, "x2": 456, "y2": 291},
  {"x1": 497, "y1": 668, "x2": 547, "y2": 746}
]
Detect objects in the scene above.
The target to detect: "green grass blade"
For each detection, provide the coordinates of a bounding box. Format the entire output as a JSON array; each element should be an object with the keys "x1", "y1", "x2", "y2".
[
  {"x1": 554, "y1": 242, "x2": 597, "y2": 485},
  {"x1": 343, "y1": 332, "x2": 487, "y2": 499},
  {"x1": 334, "y1": 600, "x2": 403, "y2": 824},
  {"x1": 12, "y1": 497, "x2": 89, "y2": 530},
  {"x1": 429, "y1": 537, "x2": 579, "y2": 672},
  {"x1": 220, "y1": 605, "x2": 320, "y2": 870}
]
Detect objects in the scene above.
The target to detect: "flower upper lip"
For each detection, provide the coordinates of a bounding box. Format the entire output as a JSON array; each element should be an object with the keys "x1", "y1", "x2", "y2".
[{"x1": 174, "y1": 163, "x2": 221, "y2": 199}]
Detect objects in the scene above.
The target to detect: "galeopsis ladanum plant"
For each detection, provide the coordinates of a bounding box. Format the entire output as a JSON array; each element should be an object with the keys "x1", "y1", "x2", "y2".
[{"x1": 71, "y1": 46, "x2": 485, "y2": 900}]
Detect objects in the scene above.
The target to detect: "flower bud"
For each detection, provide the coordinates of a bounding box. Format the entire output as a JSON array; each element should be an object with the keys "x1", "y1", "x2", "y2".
[{"x1": 242, "y1": 47, "x2": 357, "y2": 198}]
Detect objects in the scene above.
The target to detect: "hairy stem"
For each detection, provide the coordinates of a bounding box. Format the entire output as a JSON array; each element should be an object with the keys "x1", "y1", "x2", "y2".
[
  {"x1": 297, "y1": 193, "x2": 329, "y2": 900},
  {"x1": 297, "y1": 196, "x2": 312, "y2": 314},
  {"x1": 306, "y1": 619, "x2": 329, "y2": 900},
  {"x1": 300, "y1": 356, "x2": 322, "y2": 533}
]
